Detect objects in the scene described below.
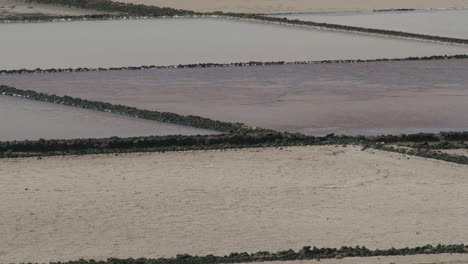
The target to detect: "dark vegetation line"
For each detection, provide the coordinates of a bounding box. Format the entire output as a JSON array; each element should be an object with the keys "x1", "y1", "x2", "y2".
[
  {"x1": 0, "y1": 14, "x2": 137, "y2": 22},
  {"x1": 0, "y1": 85, "x2": 255, "y2": 134},
  {"x1": 27, "y1": 0, "x2": 197, "y2": 17},
  {"x1": 1, "y1": 85, "x2": 468, "y2": 164},
  {"x1": 0, "y1": 132, "x2": 359, "y2": 159},
  {"x1": 2, "y1": 0, "x2": 467, "y2": 46},
  {"x1": 374, "y1": 145, "x2": 468, "y2": 165},
  {"x1": 373, "y1": 8, "x2": 415, "y2": 12},
  {"x1": 34, "y1": 244, "x2": 468, "y2": 264},
  {"x1": 2, "y1": 55, "x2": 468, "y2": 75}
]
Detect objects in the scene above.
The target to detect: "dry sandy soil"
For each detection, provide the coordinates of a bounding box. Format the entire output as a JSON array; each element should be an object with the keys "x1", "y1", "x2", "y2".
[
  {"x1": 112, "y1": 0, "x2": 468, "y2": 14},
  {"x1": 1, "y1": 146, "x2": 467, "y2": 263},
  {"x1": 253, "y1": 255, "x2": 468, "y2": 264},
  {"x1": 0, "y1": 0, "x2": 103, "y2": 18},
  {"x1": 5, "y1": 255, "x2": 468, "y2": 264},
  {"x1": 439, "y1": 149, "x2": 468, "y2": 157}
]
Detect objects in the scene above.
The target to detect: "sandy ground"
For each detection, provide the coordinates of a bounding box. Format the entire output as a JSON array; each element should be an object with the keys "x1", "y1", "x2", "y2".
[
  {"x1": 0, "y1": 0, "x2": 104, "y2": 18},
  {"x1": 3, "y1": 253, "x2": 468, "y2": 264},
  {"x1": 439, "y1": 149, "x2": 468, "y2": 157},
  {"x1": 111, "y1": 0, "x2": 468, "y2": 14},
  {"x1": 1, "y1": 146, "x2": 467, "y2": 263},
  {"x1": 250, "y1": 254, "x2": 468, "y2": 264}
]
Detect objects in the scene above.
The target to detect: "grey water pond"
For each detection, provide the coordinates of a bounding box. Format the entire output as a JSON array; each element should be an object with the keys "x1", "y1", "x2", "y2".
[
  {"x1": 271, "y1": 9, "x2": 468, "y2": 39},
  {"x1": 0, "y1": 96, "x2": 219, "y2": 141},
  {"x1": 1, "y1": 17, "x2": 468, "y2": 70},
  {"x1": 3, "y1": 59, "x2": 468, "y2": 136}
]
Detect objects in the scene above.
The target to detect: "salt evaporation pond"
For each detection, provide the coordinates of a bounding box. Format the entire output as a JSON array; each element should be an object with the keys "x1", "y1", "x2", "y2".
[
  {"x1": 271, "y1": 9, "x2": 468, "y2": 39},
  {"x1": 0, "y1": 96, "x2": 218, "y2": 141},
  {"x1": 2, "y1": 17, "x2": 468, "y2": 70},
  {"x1": 3, "y1": 59, "x2": 468, "y2": 136}
]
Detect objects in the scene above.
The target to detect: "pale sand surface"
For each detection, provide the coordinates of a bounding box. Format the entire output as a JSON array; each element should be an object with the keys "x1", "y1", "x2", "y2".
[
  {"x1": 1, "y1": 146, "x2": 467, "y2": 263},
  {"x1": 439, "y1": 149, "x2": 468, "y2": 157},
  {"x1": 111, "y1": 0, "x2": 468, "y2": 14},
  {"x1": 250, "y1": 254, "x2": 468, "y2": 264},
  {"x1": 0, "y1": 0, "x2": 103, "y2": 18}
]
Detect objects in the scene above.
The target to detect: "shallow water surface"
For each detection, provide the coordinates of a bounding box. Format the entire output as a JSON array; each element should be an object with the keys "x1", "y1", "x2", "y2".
[
  {"x1": 272, "y1": 9, "x2": 468, "y2": 39},
  {"x1": 1, "y1": 18, "x2": 468, "y2": 70},
  {"x1": 3, "y1": 59, "x2": 468, "y2": 135},
  {"x1": 0, "y1": 96, "x2": 218, "y2": 141}
]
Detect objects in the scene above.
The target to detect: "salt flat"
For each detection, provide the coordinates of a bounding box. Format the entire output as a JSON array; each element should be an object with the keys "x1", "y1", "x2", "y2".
[
  {"x1": 4, "y1": 59, "x2": 468, "y2": 135},
  {"x1": 1, "y1": 146, "x2": 467, "y2": 263},
  {"x1": 273, "y1": 9, "x2": 468, "y2": 39},
  {"x1": 0, "y1": 96, "x2": 218, "y2": 141},
  {"x1": 2, "y1": 18, "x2": 468, "y2": 70},
  {"x1": 111, "y1": 0, "x2": 468, "y2": 14}
]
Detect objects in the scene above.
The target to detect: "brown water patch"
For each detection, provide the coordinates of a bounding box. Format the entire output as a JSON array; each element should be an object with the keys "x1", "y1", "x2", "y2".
[{"x1": 0, "y1": 96, "x2": 219, "y2": 141}]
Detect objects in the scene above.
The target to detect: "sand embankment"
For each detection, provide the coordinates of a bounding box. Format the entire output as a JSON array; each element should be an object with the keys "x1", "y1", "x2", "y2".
[
  {"x1": 111, "y1": 0, "x2": 468, "y2": 14},
  {"x1": 1, "y1": 146, "x2": 467, "y2": 263}
]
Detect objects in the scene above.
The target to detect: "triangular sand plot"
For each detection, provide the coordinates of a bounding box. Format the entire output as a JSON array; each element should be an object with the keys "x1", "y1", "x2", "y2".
[
  {"x1": 272, "y1": 9, "x2": 468, "y2": 39},
  {"x1": 2, "y1": 17, "x2": 468, "y2": 70},
  {"x1": 0, "y1": 96, "x2": 219, "y2": 141},
  {"x1": 4, "y1": 59, "x2": 468, "y2": 136}
]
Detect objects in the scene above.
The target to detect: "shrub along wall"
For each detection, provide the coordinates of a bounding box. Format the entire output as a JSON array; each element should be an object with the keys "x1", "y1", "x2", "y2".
[
  {"x1": 366, "y1": 132, "x2": 468, "y2": 143},
  {"x1": 26, "y1": 0, "x2": 197, "y2": 16},
  {"x1": 0, "y1": 132, "x2": 359, "y2": 158},
  {"x1": 0, "y1": 14, "x2": 130, "y2": 23},
  {"x1": 41, "y1": 244, "x2": 468, "y2": 264}
]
